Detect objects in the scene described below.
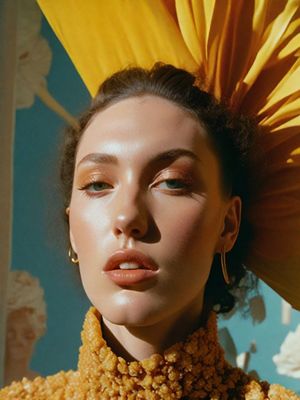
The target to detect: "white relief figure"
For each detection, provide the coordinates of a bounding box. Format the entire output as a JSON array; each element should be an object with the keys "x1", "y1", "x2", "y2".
[
  {"x1": 4, "y1": 270, "x2": 47, "y2": 386},
  {"x1": 273, "y1": 325, "x2": 300, "y2": 379},
  {"x1": 16, "y1": 0, "x2": 77, "y2": 128}
]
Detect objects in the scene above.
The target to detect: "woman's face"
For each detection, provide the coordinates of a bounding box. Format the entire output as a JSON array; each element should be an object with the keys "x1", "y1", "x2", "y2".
[
  {"x1": 69, "y1": 95, "x2": 237, "y2": 326},
  {"x1": 6, "y1": 308, "x2": 37, "y2": 360}
]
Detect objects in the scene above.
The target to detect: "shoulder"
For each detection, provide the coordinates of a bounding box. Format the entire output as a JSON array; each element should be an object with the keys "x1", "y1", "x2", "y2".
[
  {"x1": 0, "y1": 370, "x2": 84, "y2": 400},
  {"x1": 243, "y1": 379, "x2": 300, "y2": 400}
]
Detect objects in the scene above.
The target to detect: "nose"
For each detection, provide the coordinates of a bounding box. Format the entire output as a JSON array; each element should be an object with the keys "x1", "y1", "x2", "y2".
[
  {"x1": 14, "y1": 332, "x2": 27, "y2": 348},
  {"x1": 112, "y1": 187, "x2": 149, "y2": 240}
]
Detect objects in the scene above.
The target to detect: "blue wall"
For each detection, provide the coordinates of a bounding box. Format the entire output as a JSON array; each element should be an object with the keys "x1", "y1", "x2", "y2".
[
  {"x1": 12, "y1": 17, "x2": 90, "y2": 374},
  {"x1": 12, "y1": 16, "x2": 300, "y2": 393}
]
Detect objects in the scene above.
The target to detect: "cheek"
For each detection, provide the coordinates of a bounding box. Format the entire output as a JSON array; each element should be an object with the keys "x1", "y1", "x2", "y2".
[
  {"x1": 153, "y1": 196, "x2": 221, "y2": 265},
  {"x1": 69, "y1": 198, "x2": 115, "y2": 305},
  {"x1": 70, "y1": 198, "x2": 111, "y2": 258}
]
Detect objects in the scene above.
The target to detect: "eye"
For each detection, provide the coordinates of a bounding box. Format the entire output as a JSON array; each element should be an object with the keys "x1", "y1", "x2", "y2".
[
  {"x1": 155, "y1": 179, "x2": 191, "y2": 191},
  {"x1": 78, "y1": 180, "x2": 113, "y2": 194},
  {"x1": 87, "y1": 182, "x2": 112, "y2": 191}
]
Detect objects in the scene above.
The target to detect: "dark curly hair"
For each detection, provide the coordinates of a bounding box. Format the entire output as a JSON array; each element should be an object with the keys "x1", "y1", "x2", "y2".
[{"x1": 60, "y1": 63, "x2": 260, "y2": 314}]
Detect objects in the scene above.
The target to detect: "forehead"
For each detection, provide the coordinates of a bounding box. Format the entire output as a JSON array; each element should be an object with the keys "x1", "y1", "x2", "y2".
[{"x1": 76, "y1": 95, "x2": 213, "y2": 164}]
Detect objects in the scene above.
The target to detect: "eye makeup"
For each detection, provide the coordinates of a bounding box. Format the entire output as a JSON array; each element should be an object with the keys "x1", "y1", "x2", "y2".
[{"x1": 74, "y1": 153, "x2": 206, "y2": 198}]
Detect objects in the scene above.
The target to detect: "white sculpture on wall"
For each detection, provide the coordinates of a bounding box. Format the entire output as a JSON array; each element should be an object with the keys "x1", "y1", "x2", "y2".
[
  {"x1": 4, "y1": 270, "x2": 47, "y2": 386},
  {"x1": 273, "y1": 324, "x2": 300, "y2": 379},
  {"x1": 16, "y1": 0, "x2": 77, "y2": 127}
]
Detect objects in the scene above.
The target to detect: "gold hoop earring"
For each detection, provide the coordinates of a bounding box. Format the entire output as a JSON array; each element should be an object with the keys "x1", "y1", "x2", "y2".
[
  {"x1": 220, "y1": 248, "x2": 230, "y2": 285},
  {"x1": 68, "y1": 247, "x2": 79, "y2": 264}
]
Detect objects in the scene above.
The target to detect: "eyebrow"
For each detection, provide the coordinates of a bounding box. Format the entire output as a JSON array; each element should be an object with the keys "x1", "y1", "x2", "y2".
[{"x1": 77, "y1": 148, "x2": 201, "y2": 169}]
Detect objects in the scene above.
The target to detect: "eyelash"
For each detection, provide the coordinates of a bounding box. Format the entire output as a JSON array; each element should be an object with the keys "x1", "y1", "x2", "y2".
[
  {"x1": 77, "y1": 178, "x2": 192, "y2": 197},
  {"x1": 155, "y1": 179, "x2": 192, "y2": 192}
]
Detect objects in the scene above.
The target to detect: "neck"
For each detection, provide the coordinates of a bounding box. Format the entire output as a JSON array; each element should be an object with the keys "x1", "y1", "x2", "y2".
[
  {"x1": 5, "y1": 355, "x2": 35, "y2": 385},
  {"x1": 101, "y1": 294, "x2": 207, "y2": 361}
]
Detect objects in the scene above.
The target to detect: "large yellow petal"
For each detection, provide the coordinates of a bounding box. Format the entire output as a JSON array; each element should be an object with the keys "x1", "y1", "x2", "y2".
[
  {"x1": 174, "y1": 0, "x2": 203, "y2": 65},
  {"x1": 37, "y1": 0, "x2": 197, "y2": 96},
  {"x1": 272, "y1": 114, "x2": 300, "y2": 131},
  {"x1": 246, "y1": 117, "x2": 300, "y2": 308},
  {"x1": 232, "y1": 1, "x2": 299, "y2": 107},
  {"x1": 262, "y1": 98, "x2": 300, "y2": 128}
]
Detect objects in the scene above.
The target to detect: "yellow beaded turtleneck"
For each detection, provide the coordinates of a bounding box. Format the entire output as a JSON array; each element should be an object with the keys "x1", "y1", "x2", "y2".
[
  {"x1": 78, "y1": 307, "x2": 249, "y2": 399},
  {"x1": 0, "y1": 307, "x2": 299, "y2": 399}
]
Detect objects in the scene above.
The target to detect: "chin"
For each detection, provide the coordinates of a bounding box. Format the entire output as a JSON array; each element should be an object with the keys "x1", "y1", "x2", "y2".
[{"x1": 93, "y1": 290, "x2": 169, "y2": 327}]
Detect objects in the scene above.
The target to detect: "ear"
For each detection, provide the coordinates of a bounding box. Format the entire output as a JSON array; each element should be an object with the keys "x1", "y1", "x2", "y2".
[
  {"x1": 215, "y1": 196, "x2": 242, "y2": 253},
  {"x1": 66, "y1": 207, "x2": 78, "y2": 253}
]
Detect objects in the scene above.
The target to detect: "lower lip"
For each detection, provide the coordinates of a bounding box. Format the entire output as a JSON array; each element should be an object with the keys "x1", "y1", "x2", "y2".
[{"x1": 104, "y1": 269, "x2": 158, "y2": 285}]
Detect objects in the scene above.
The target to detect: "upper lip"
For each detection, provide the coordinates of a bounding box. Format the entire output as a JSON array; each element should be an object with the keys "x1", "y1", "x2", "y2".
[{"x1": 103, "y1": 249, "x2": 159, "y2": 271}]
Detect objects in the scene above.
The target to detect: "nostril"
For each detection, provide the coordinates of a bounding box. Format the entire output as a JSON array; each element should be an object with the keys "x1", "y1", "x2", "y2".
[
  {"x1": 132, "y1": 228, "x2": 142, "y2": 236},
  {"x1": 113, "y1": 210, "x2": 148, "y2": 239}
]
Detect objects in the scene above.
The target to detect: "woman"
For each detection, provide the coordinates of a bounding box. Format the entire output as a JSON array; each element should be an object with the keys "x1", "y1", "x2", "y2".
[{"x1": 1, "y1": 63, "x2": 299, "y2": 399}]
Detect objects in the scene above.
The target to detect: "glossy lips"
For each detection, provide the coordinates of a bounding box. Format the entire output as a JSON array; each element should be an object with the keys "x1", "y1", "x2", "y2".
[{"x1": 103, "y1": 249, "x2": 159, "y2": 286}]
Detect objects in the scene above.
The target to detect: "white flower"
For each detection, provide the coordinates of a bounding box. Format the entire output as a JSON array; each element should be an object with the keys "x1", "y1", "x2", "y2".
[
  {"x1": 16, "y1": 0, "x2": 51, "y2": 108},
  {"x1": 16, "y1": 36, "x2": 52, "y2": 108},
  {"x1": 15, "y1": 0, "x2": 77, "y2": 127},
  {"x1": 273, "y1": 325, "x2": 300, "y2": 378},
  {"x1": 7, "y1": 270, "x2": 47, "y2": 337}
]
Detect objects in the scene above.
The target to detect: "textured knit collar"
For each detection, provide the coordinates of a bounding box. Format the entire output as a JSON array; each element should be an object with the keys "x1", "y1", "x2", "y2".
[{"x1": 77, "y1": 307, "x2": 249, "y2": 399}]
